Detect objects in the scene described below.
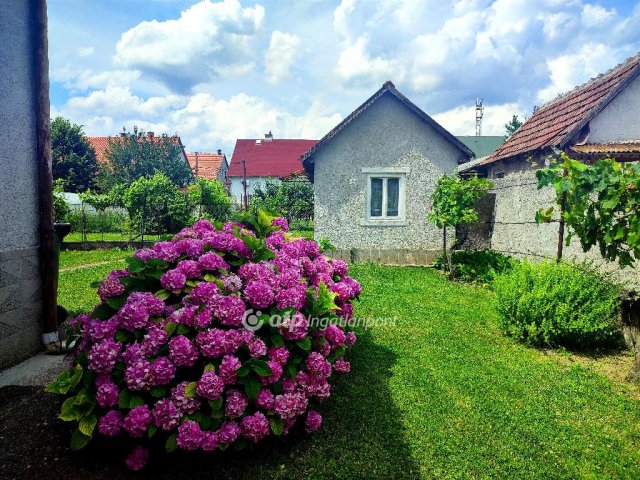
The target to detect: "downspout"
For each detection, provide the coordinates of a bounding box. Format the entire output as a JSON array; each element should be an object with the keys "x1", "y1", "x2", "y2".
[{"x1": 35, "y1": 0, "x2": 58, "y2": 348}]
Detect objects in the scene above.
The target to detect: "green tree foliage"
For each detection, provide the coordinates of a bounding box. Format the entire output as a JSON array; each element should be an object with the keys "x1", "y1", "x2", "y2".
[
  {"x1": 249, "y1": 179, "x2": 313, "y2": 227},
  {"x1": 188, "y1": 178, "x2": 233, "y2": 222},
  {"x1": 124, "y1": 173, "x2": 191, "y2": 235},
  {"x1": 428, "y1": 174, "x2": 493, "y2": 277},
  {"x1": 100, "y1": 126, "x2": 193, "y2": 190},
  {"x1": 504, "y1": 114, "x2": 523, "y2": 138},
  {"x1": 51, "y1": 116, "x2": 100, "y2": 192},
  {"x1": 536, "y1": 154, "x2": 640, "y2": 267},
  {"x1": 53, "y1": 179, "x2": 70, "y2": 222}
]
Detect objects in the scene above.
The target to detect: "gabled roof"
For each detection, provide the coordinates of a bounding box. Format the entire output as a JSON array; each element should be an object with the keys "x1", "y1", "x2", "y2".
[
  {"x1": 87, "y1": 133, "x2": 187, "y2": 166},
  {"x1": 227, "y1": 139, "x2": 317, "y2": 178},
  {"x1": 301, "y1": 81, "x2": 474, "y2": 180},
  {"x1": 456, "y1": 136, "x2": 504, "y2": 159},
  {"x1": 484, "y1": 51, "x2": 640, "y2": 165},
  {"x1": 186, "y1": 152, "x2": 226, "y2": 181}
]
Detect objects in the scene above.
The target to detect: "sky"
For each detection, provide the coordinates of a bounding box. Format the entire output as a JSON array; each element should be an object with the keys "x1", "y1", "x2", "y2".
[{"x1": 48, "y1": 0, "x2": 640, "y2": 156}]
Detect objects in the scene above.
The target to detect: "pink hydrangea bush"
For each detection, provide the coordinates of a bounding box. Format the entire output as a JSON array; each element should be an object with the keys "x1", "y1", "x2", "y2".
[{"x1": 47, "y1": 214, "x2": 359, "y2": 470}]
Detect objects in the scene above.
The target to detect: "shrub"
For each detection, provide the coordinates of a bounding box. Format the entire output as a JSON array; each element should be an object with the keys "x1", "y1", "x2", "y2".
[
  {"x1": 188, "y1": 178, "x2": 232, "y2": 223},
  {"x1": 47, "y1": 213, "x2": 359, "y2": 470},
  {"x1": 53, "y1": 181, "x2": 70, "y2": 223},
  {"x1": 433, "y1": 249, "x2": 516, "y2": 284},
  {"x1": 67, "y1": 209, "x2": 130, "y2": 235},
  {"x1": 494, "y1": 260, "x2": 621, "y2": 348},
  {"x1": 250, "y1": 179, "x2": 313, "y2": 226}
]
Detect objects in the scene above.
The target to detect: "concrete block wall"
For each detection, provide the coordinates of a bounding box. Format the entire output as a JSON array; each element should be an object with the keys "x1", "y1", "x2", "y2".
[{"x1": 0, "y1": 0, "x2": 43, "y2": 369}]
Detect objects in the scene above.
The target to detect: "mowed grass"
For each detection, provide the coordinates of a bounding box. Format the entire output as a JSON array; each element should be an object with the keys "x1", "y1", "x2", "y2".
[{"x1": 56, "y1": 253, "x2": 640, "y2": 479}]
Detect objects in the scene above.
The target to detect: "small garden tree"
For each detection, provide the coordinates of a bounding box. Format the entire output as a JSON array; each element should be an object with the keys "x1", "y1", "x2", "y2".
[
  {"x1": 188, "y1": 178, "x2": 232, "y2": 222},
  {"x1": 504, "y1": 114, "x2": 523, "y2": 138},
  {"x1": 250, "y1": 179, "x2": 313, "y2": 229},
  {"x1": 79, "y1": 190, "x2": 115, "y2": 240},
  {"x1": 428, "y1": 174, "x2": 493, "y2": 278},
  {"x1": 536, "y1": 154, "x2": 640, "y2": 267}
]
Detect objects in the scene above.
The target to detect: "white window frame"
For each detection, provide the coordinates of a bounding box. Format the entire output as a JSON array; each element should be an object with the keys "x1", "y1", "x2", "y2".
[{"x1": 362, "y1": 167, "x2": 409, "y2": 226}]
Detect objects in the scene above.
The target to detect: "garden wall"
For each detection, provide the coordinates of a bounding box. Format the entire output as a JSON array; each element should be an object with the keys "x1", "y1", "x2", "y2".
[
  {"x1": 0, "y1": 0, "x2": 44, "y2": 369},
  {"x1": 487, "y1": 157, "x2": 640, "y2": 290}
]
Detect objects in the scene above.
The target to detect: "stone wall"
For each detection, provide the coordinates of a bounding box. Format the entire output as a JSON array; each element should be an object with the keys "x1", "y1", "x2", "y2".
[
  {"x1": 0, "y1": 0, "x2": 43, "y2": 369},
  {"x1": 487, "y1": 157, "x2": 640, "y2": 290},
  {"x1": 313, "y1": 92, "x2": 467, "y2": 255}
]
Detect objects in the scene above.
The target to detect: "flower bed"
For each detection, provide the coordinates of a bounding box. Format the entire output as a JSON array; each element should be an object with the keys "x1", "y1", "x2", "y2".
[{"x1": 48, "y1": 214, "x2": 359, "y2": 470}]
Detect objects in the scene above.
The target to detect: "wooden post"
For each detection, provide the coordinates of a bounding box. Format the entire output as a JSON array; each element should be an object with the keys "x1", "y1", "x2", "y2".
[{"x1": 35, "y1": 0, "x2": 57, "y2": 338}]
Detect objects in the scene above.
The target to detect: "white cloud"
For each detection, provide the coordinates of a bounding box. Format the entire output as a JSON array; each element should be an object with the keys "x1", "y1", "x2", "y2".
[
  {"x1": 581, "y1": 4, "x2": 616, "y2": 28},
  {"x1": 536, "y1": 43, "x2": 613, "y2": 103},
  {"x1": 114, "y1": 0, "x2": 265, "y2": 92},
  {"x1": 335, "y1": 37, "x2": 404, "y2": 87},
  {"x1": 265, "y1": 31, "x2": 302, "y2": 84},
  {"x1": 433, "y1": 102, "x2": 525, "y2": 136}
]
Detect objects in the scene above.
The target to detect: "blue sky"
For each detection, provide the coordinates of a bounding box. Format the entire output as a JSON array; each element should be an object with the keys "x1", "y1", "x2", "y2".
[{"x1": 48, "y1": 0, "x2": 640, "y2": 155}]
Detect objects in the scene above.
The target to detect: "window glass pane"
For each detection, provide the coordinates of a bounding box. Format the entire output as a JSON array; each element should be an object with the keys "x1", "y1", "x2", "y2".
[
  {"x1": 386, "y1": 178, "x2": 399, "y2": 216},
  {"x1": 370, "y1": 178, "x2": 383, "y2": 217}
]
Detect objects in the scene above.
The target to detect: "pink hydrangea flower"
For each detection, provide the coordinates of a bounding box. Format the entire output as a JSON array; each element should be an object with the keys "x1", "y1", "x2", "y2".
[
  {"x1": 241, "y1": 412, "x2": 270, "y2": 443},
  {"x1": 123, "y1": 405, "x2": 152, "y2": 438},
  {"x1": 280, "y1": 312, "x2": 309, "y2": 341},
  {"x1": 177, "y1": 420, "x2": 203, "y2": 451},
  {"x1": 169, "y1": 335, "x2": 199, "y2": 367},
  {"x1": 305, "y1": 410, "x2": 322, "y2": 432},
  {"x1": 196, "y1": 371, "x2": 225, "y2": 400},
  {"x1": 212, "y1": 295, "x2": 246, "y2": 327},
  {"x1": 219, "y1": 355, "x2": 242, "y2": 384},
  {"x1": 225, "y1": 389, "x2": 248, "y2": 418},
  {"x1": 217, "y1": 421, "x2": 241, "y2": 445},
  {"x1": 333, "y1": 358, "x2": 351, "y2": 373},
  {"x1": 125, "y1": 445, "x2": 149, "y2": 471},
  {"x1": 198, "y1": 252, "x2": 229, "y2": 271},
  {"x1": 306, "y1": 352, "x2": 331, "y2": 378},
  {"x1": 150, "y1": 357, "x2": 176, "y2": 385},
  {"x1": 271, "y1": 217, "x2": 289, "y2": 232},
  {"x1": 243, "y1": 280, "x2": 275, "y2": 309},
  {"x1": 325, "y1": 324, "x2": 346, "y2": 348},
  {"x1": 201, "y1": 431, "x2": 219, "y2": 451},
  {"x1": 247, "y1": 337, "x2": 267, "y2": 358},
  {"x1": 98, "y1": 410, "x2": 123, "y2": 437},
  {"x1": 261, "y1": 360, "x2": 283, "y2": 385},
  {"x1": 152, "y1": 398, "x2": 181, "y2": 431},
  {"x1": 345, "y1": 331, "x2": 357, "y2": 346},
  {"x1": 87, "y1": 339, "x2": 121, "y2": 374},
  {"x1": 268, "y1": 346, "x2": 290, "y2": 365},
  {"x1": 171, "y1": 381, "x2": 201, "y2": 414},
  {"x1": 274, "y1": 391, "x2": 308, "y2": 420},
  {"x1": 176, "y1": 260, "x2": 202, "y2": 279},
  {"x1": 161, "y1": 269, "x2": 187, "y2": 291},
  {"x1": 255, "y1": 388, "x2": 275, "y2": 410},
  {"x1": 96, "y1": 381, "x2": 119, "y2": 408}
]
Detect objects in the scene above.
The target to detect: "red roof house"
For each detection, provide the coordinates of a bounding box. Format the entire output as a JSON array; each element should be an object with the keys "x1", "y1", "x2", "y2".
[
  {"x1": 186, "y1": 151, "x2": 228, "y2": 182},
  {"x1": 483, "y1": 51, "x2": 640, "y2": 167},
  {"x1": 227, "y1": 134, "x2": 317, "y2": 203}
]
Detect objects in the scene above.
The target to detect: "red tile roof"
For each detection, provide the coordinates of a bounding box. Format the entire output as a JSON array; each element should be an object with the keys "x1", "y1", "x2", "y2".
[
  {"x1": 484, "y1": 52, "x2": 640, "y2": 165},
  {"x1": 186, "y1": 152, "x2": 226, "y2": 180},
  {"x1": 87, "y1": 133, "x2": 186, "y2": 166},
  {"x1": 228, "y1": 139, "x2": 317, "y2": 178}
]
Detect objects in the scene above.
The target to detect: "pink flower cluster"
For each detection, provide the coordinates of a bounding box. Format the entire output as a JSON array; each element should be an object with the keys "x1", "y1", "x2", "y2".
[{"x1": 58, "y1": 217, "x2": 359, "y2": 471}]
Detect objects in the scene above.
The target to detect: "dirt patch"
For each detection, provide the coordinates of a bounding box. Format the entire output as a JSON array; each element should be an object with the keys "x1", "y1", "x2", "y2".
[{"x1": 541, "y1": 348, "x2": 640, "y2": 399}]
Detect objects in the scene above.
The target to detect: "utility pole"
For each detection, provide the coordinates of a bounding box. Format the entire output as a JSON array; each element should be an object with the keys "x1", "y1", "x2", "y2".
[
  {"x1": 475, "y1": 98, "x2": 484, "y2": 136},
  {"x1": 194, "y1": 151, "x2": 199, "y2": 178},
  {"x1": 241, "y1": 159, "x2": 248, "y2": 211}
]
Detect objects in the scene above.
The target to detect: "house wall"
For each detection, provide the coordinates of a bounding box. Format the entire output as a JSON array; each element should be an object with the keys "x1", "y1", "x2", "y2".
[
  {"x1": 487, "y1": 158, "x2": 640, "y2": 289},
  {"x1": 0, "y1": 0, "x2": 44, "y2": 368},
  {"x1": 229, "y1": 176, "x2": 280, "y2": 204},
  {"x1": 313, "y1": 92, "x2": 467, "y2": 264},
  {"x1": 588, "y1": 74, "x2": 640, "y2": 143}
]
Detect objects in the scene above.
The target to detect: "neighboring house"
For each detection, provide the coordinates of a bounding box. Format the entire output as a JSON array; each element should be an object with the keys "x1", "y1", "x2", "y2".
[
  {"x1": 186, "y1": 151, "x2": 228, "y2": 183},
  {"x1": 1, "y1": 0, "x2": 52, "y2": 368},
  {"x1": 87, "y1": 132, "x2": 190, "y2": 170},
  {"x1": 301, "y1": 81, "x2": 474, "y2": 264},
  {"x1": 456, "y1": 135, "x2": 504, "y2": 159},
  {"x1": 469, "y1": 52, "x2": 640, "y2": 287},
  {"x1": 227, "y1": 133, "x2": 317, "y2": 204}
]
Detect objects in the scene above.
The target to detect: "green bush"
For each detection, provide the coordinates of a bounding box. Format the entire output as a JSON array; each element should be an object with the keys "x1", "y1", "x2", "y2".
[
  {"x1": 494, "y1": 260, "x2": 621, "y2": 348},
  {"x1": 434, "y1": 249, "x2": 515, "y2": 283},
  {"x1": 67, "y1": 209, "x2": 130, "y2": 234}
]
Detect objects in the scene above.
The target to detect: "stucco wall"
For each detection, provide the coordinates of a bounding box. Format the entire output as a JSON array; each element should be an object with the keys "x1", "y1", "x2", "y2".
[
  {"x1": 0, "y1": 0, "x2": 43, "y2": 369},
  {"x1": 588, "y1": 74, "x2": 640, "y2": 143},
  {"x1": 313, "y1": 92, "x2": 466, "y2": 254},
  {"x1": 488, "y1": 158, "x2": 640, "y2": 289}
]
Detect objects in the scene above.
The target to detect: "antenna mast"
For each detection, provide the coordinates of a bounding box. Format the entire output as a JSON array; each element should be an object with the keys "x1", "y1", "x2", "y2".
[{"x1": 475, "y1": 98, "x2": 484, "y2": 136}]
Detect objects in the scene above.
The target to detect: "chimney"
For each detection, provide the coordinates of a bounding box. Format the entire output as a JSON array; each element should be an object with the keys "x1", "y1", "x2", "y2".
[
  {"x1": 217, "y1": 149, "x2": 222, "y2": 155},
  {"x1": 264, "y1": 131, "x2": 273, "y2": 141},
  {"x1": 147, "y1": 131, "x2": 154, "y2": 139}
]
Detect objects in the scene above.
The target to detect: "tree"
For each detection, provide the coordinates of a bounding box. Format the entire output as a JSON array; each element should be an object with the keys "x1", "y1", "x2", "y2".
[
  {"x1": 250, "y1": 179, "x2": 314, "y2": 227},
  {"x1": 188, "y1": 178, "x2": 233, "y2": 222},
  {"x1": 536, "y1": 154, "x2": 640, "y2": 267},
  {"x1": 428, "y1": 174, "x2": 493, "y2": 278},
  {"x1": 100, "y1": 126, "x2": 193, "y2": 190},
  {"x1": 51, "y1": 116, "x2": 100, "y2": 192},
  {"x1": 504, "y1": 114, "x2": 523, "y2": 138}
]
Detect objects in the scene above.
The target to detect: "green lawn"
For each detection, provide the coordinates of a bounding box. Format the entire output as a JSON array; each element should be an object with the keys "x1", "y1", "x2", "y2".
[{"x1": 56, "y1": 253, "x2": 640, "y2": 479}]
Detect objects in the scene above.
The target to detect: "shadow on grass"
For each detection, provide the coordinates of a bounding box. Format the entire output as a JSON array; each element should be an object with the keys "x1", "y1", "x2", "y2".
[{"x1": 0, "y1": 330, "x2": 417, "y2": 480}]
